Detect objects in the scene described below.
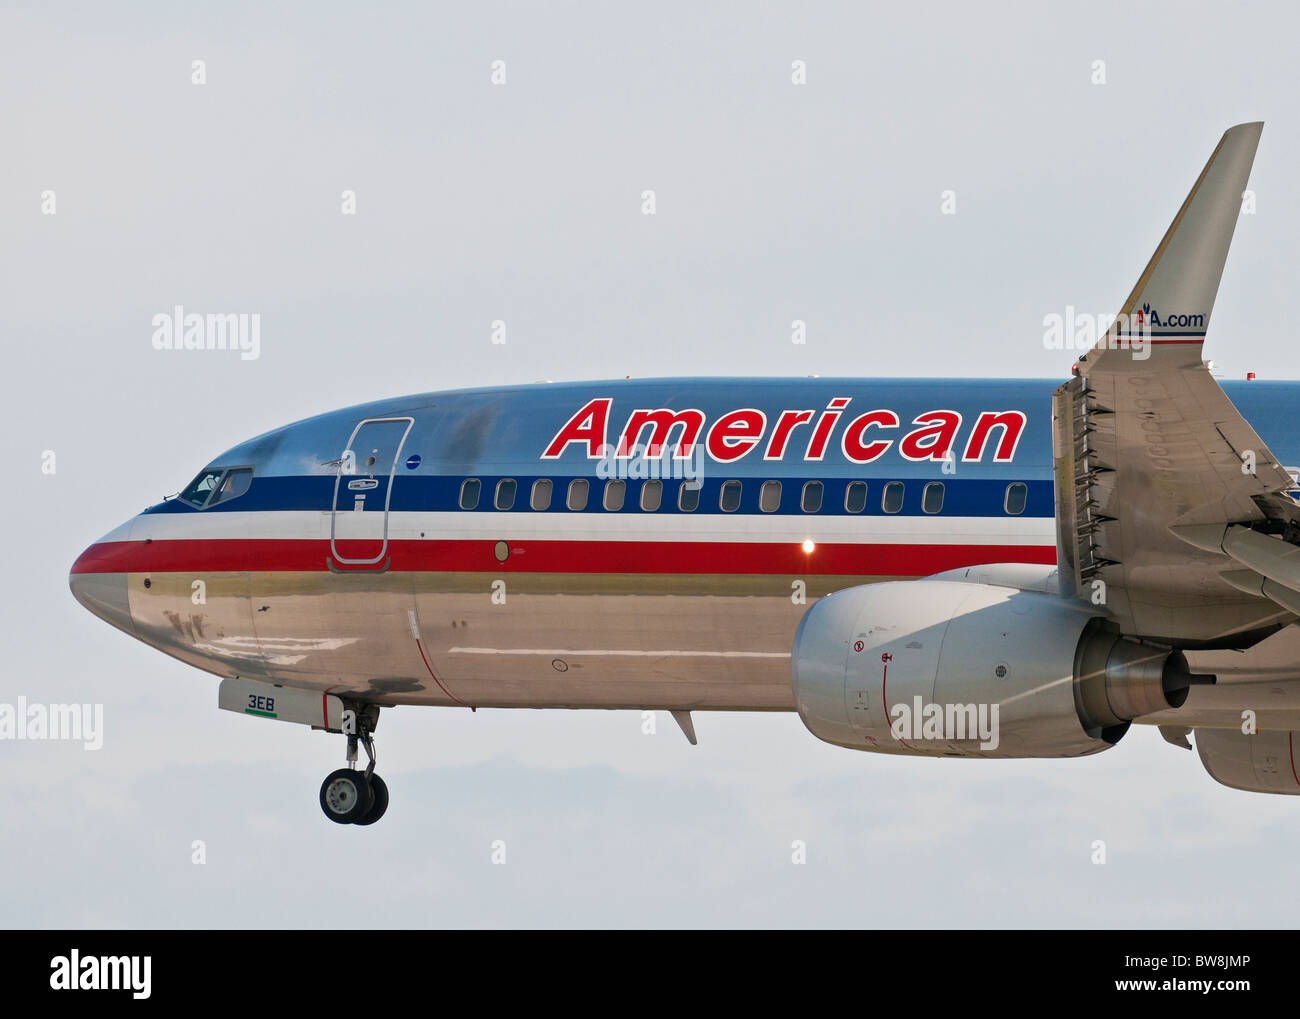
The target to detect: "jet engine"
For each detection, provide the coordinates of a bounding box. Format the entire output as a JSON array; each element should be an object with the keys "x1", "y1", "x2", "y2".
[{"x1": 791, "y1": 581, "x2": 1213, "y2": 759}]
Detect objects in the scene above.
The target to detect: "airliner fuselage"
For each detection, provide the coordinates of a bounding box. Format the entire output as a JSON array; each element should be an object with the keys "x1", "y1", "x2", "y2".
[{"x1": 70, "y1": 377, "x2": 1300, "y2": 714}]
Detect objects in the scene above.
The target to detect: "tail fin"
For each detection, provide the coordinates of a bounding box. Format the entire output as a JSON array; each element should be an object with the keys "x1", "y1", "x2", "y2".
[{"x1": 1085, "y1": 121, "x2": 1261, "y2": 372}]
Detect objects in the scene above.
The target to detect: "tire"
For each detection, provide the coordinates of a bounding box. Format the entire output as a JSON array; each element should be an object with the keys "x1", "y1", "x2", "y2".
[
  {"x1": 354, "y1": 773, "x2": 389, "y2": 826},
  {"x1": 319, "y1": 768, "x2": 373, "y2": 824}
]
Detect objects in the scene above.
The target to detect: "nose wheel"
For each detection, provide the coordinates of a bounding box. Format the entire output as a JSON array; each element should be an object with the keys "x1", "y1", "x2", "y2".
[
  {"x1": 319, "y1": 768, "x2": 375, "y2": 823},
  {"x1": 352, "y1": 773, "x2": 389, "y2": 826},
  {"x1": 319, "y1": 702, "x2": 390, "y2": 825}
]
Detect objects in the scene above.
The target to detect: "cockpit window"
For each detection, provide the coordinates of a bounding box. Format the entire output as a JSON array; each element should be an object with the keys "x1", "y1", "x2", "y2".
[
  {"x1": 180, "y1": 469, "x2": 224, "y2": 507},
  {"x1": 209, "y1": 468, "x2": 254, "y2": 506},
  {"x1": 179, "y1": 467, "x2": 254, "y2": 508}
]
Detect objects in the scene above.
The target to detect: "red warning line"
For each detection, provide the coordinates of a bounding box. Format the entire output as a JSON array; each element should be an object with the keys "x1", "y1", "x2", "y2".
[
  {"x1": 880, "y1": 652, "x2": 913, "y2": 751},
  {"x1": 881, "y1": 657, "x2": 889, "y2": 734},
  {"x1": 415, "y1": 638, "x2": 465, "y2": 705}
]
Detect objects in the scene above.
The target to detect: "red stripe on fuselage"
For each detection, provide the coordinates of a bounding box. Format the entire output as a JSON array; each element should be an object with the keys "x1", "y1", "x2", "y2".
[{"x1": 70, "y1": 538, "x2": 1054, "y2": 577}]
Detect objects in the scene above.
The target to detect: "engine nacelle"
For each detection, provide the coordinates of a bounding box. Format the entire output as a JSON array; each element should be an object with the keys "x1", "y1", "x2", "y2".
[
  {"x1": 1195, "y1": 728, "x2": 1300, "y2": 795},
  {"x1": 791, "y1": 580, "x2": 1205, "y2": 759}
]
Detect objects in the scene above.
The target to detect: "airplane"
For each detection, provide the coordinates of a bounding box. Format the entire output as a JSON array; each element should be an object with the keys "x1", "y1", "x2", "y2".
[{"x1": 71, "y1": 122, "x2": 1300, "y2": 825}]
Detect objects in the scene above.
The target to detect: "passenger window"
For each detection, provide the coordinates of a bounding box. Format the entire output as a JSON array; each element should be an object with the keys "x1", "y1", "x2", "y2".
[
  {"x1": 180, "y1": 469, "x2": 224, "y2": 508},
  {"x1": 720, "y1": 480, "x2": 742, "y2": 512},
  {"x1": 1004, "y1": 482, "x2": 1027, "y2": 515},
  {"x1": 640, "y1": 480, "x2": 663, "y2": 511},
  {"x1": 459, "y1": 478, "x2": 481, "y2": 510},
  {"x1": 759, "y1": 480, "x2": 782, "y2": 513},
  {"x1": 567, "y1": 479, "x2": 589, "y2": 511},
  {"x1": 801, "y1": 481, "x2": 823, "y2": 513},
  {"x1": 495, "y1": 479, "x2": 517, "y2": 510},
  {"x1": 882, "y1": 482, "x2": 904, "y2": 513},
  {"x1": 531, "y1": 479, "x2": 553, "y2": 511},
  {"x1": 922, "y1": 482, "x2": 944, "y2": 514},
  {"x1": 603, "y1": 479, "x2": 626, "y2": 511},
  {"x1": 678, "y1": 480, "x2": 702, "y2": 512},
  {"x1": 844, "y1": 481, "x2": 867, "y2": 513},
  {"x1": 209, "y1": 468, "x2": 253, "y2": 506}
]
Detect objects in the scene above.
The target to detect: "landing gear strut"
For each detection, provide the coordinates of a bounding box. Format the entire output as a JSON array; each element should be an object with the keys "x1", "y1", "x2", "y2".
[{"x1": 319, "y1": 702, "x2": 389, "y2": 826}]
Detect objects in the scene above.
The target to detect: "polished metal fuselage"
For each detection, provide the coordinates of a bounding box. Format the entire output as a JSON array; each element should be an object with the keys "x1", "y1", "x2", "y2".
[{"x1": 69, "y1": 377, "x2": 1300, "y2": 728}]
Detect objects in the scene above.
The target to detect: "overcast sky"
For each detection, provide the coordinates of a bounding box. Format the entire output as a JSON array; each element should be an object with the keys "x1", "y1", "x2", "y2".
[{"x1": 3, "y1": 0, "x2": 1299, "y2": 928}]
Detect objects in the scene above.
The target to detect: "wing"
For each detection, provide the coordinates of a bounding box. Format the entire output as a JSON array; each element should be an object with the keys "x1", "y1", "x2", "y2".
[{"x1": 1054, "y1": 122, "x2": 1300, "y2": 646}]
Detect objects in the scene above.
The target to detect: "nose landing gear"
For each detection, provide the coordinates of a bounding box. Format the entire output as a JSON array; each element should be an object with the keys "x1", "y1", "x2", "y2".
[{"x1": 319, "y1": 702, "x2": 390, "y2": 826}]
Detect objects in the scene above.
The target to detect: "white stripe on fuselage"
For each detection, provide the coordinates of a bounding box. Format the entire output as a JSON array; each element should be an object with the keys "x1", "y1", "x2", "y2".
[
  {"x1": 127, "y1": 509, "x2": 1055, "y2": 547},
  {"x1": 448, "y1": 646, "x2": 791, "y2": 658}
]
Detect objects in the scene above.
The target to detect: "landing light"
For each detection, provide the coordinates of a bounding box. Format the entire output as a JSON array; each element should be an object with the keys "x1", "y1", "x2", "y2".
[{"x1": 802, "y1": 539, "x2": 815, "y2": 554}]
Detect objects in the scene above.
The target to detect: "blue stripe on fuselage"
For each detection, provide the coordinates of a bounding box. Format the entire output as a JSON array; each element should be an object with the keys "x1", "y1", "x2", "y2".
[
  {"x1": 143, "y1": 475, "x2": 1054, "y2": 518},
  {"x1": 151, "y1": 378, "x2": 1300, "y2": 522}
]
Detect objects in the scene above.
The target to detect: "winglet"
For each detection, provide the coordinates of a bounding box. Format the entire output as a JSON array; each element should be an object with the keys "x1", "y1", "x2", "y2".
[{"x1": 1084, "y1": 122, "x2": 1261, "y2": 372}]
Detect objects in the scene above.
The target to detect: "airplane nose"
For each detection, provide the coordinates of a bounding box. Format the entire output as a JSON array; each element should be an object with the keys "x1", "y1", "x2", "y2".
[{"x1": 70, "y1": 547, "x2": 135, "y2": 635}]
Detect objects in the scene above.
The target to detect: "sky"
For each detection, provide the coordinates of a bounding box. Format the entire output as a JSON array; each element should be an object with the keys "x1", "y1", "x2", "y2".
[{"x1": 2, "y1": 0, "x2": 1299, "y2": 928}]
